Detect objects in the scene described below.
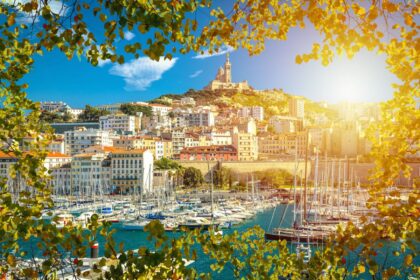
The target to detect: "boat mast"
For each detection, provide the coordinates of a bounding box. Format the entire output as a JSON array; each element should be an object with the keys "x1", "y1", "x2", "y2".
[{"x1": 303, "y1": 130, "x2": 309, "y2": 224}]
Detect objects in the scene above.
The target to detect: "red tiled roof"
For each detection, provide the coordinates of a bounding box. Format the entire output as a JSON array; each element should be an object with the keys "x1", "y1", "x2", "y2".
[{"x1": 46, "y1": 152, "x2": 70, "y2": 158}]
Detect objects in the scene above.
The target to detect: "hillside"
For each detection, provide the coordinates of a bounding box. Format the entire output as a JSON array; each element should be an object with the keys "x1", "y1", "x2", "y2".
[{"x1": 152, "y1": 88, "x2": 337, "y2": 122}]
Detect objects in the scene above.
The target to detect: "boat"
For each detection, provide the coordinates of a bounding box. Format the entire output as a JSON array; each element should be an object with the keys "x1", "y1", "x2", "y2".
[
  {"x1": 121, "y1": 219, "x2": 149, "y2": 231},
  {"x1": 178, "y1": 217, "x2": 217, "y2": 230}
]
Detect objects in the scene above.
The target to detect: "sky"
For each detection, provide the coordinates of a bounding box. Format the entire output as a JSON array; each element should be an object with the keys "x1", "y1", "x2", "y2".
[{"x1": 21, "y1": 4, "x2": 399, "y2": 108}]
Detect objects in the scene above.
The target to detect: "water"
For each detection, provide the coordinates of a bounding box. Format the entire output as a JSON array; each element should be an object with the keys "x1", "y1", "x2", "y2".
[{"x1": 92, "y1": 205, "x2": 294, "y2": 279}]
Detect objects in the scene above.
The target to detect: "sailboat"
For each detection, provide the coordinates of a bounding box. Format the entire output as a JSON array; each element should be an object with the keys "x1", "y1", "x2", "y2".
[{"x1": 265, "y1": 135, "x2": 329, "y2": 243}]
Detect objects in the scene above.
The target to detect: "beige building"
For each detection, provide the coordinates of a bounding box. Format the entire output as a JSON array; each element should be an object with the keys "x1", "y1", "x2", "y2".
[
  {"x1": 110, "y1": 149, "x2": 154, "y2": 193},
  {"x1": 289, "y1": 97, "x2": 305, "y2": 119},
  {"x1": 232, "y1": 132, "x2": 258, "y2": 161},
  {"x1": 259, "y1": 132, "x2": 309, "y2": 158},
  {"x1": 71, "y1": 153, "x2": 111, "y2": 195}
]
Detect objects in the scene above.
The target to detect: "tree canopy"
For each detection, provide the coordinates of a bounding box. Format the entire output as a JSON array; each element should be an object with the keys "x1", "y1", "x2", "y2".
[
  {"x1": 77, "y1": 105, "x2": 110, "y2": 122},
  {"x1": 0, "y1": 0, "x2": 418, "y2": 278},
  {"x1": 120, "y1": 103, "x2": 153, "y2": 117}
]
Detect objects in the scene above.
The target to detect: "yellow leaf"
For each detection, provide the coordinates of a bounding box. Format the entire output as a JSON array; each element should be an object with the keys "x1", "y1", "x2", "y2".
[
  {"x1": 7, "y1": 14, "x2": 15, "y2": 26},
  {"x1": 295, "y1": 55, "x2": 302, "y2": 64},
  {"x1": 404, "y1": 254, "x2": 413, "y2": 266}
]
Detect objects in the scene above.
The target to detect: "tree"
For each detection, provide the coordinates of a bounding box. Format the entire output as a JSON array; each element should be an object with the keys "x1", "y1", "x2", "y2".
[
  {"x1": 40, "y1": 110, "x2": 73, "y2": 123},
  {"x1": 0, "y1": 0, "x2": 418, "y2": 279},
  {"x1": 120, "y1": 103, "x2": 153, "y2": 117},
  {"x1": 77, "y1": 105, "x2": 110, "y2": 122},
  {"x1": 213, "y1": 164, "x2": 231, "y2": 189},
  {"x1": 154, "y1": 157, "x2": 181, "y2": 170},
  {"x1": 183, "y1": 167, "x2": 204, "y2": 189}
]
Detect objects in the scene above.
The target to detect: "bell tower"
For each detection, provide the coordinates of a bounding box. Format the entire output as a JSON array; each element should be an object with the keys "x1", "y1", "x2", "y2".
[{"x1": 224, "y1": 53, "x2": 232, "y2": 83}]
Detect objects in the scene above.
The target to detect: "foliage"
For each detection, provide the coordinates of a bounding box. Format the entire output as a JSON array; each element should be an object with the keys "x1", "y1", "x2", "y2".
[
  {"x1": 40, "y1": 110, "x2": 73, "y2": 123},
  {"x1": 183, "y1": 167, "x2": 204, "y2": 189},
  {"x1": 212, "y1": 164, "x2": 231, "y2": 189},
  {"x1": 77, "y1": 105, "x2": 110, "y2": 122},
  {"x1": 253, "y1": 169, "x2": 295, "y2": 187},
  {"x1": 154, "y1": 157, "x2": 182, "y2": 170},
  {"x1": 120, "y1": 103, "x2": 153, "y2": 117},
  {"x1": 0, "y1": 0, "x2": 418, "y2": 278}
]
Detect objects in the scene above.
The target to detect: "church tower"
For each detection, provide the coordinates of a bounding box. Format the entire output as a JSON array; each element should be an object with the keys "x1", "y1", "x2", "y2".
[{"x1": 224, "y1": 53, "x2": 232, "y2": 83}]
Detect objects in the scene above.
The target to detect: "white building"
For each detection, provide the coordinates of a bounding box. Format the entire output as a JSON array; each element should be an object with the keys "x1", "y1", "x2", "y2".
[
  {"x1": 208, "y1": 130, "x2": 232, "y2": 145},
  {"x1": 64, "y1": 127, "x2": 114, "y2": 156},
  {"x1": 99, "y1": 114, "x2": 139, "y2": 133},
  {"x1": 95, "y1": 103, "x2": 122, "y2": 114},
  {"x1": 48, "y1": 138, "x2": 66, "y2": 154},
  {"x1": 239, "y1": 106, "x2": 264, "y2": 121},
  {"x1": 110, "y1": 149, "x2": 154, "y2": 194},
  {"x1": 40, "y1": 101, "x2": 70, "y2": 112},
  {"x1": 68, "y1": 108, "x2": 83, "y2": 118},
  {"x1": 44, "y1": 152, "x2": 72, "y2": 170},
  {"x1": 180, "y1": 97, "x2": 196, "y2": 106}
]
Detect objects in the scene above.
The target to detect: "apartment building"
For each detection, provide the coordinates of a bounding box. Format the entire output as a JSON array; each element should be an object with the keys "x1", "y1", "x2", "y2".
[
  {"x1": 71, "y1": 153, "x2": 111, "y2": 195},
  {"x1": 258, "y1": 132, "x2": 309, "y2": 158},
  {"x1": 110, "y1": 149, "x2": 153, "y2": 194},
  {"x1": 185, "y1": 111, "x2": 215, "y2": 127},
  {"x1": 239, "y1": 106, "x2": 264, "y2": 121},
  {"x1": 99, "y1": 114, "x2": 140, "y2": 133},
  {"x1": 232, "y1": 132, "x2": 258, "y2": 161},
  {"x1": 64, "y1": 127, "x2": 114, "y2": 155}
]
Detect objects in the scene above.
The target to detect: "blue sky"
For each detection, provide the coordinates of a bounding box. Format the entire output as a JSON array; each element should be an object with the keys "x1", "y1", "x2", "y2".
[{"x1": 22, "y1": 6, "x2": 398, "y2": 108}]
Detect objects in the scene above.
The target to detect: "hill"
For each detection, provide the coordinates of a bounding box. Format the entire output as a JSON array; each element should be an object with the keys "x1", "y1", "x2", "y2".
[{"x1": 151, "y1": 88, "x2": 337, "y2": 122}]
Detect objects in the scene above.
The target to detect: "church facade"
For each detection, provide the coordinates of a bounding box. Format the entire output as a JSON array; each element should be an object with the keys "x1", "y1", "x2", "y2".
[{"x1": 205, "y1": 53, "x2": 250, "y2": 91}]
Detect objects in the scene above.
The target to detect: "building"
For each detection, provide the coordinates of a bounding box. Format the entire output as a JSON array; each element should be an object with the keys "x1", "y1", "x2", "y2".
[
  {"x1": 0, "y1": 151, "x2": 17, "y2": 180},
  {"x1": 269, "y1": 115, "x2": 303, "y2": 133},
  {"x1": 171, "y1": 128, "x2": 186, "y2": 157},
  {"x1": 64, "y1": 127, "x2": 114, "y2": 156},
  {"x1": 185, "y1": 111, "x2": 215, "y2": 127},
  {"x1": 40, "y1": 101, "x2": 70, "y2": 112},
  {"x1": 258, "y1": 132, "x2": 309, "y2": 158},
  {"x1": 110, "y1": 149, "x2": 154, "y2": 194},
  {"x1": 44, "y1": 152, "x2": 72, "y2": 170},
  {"x1": 232, "y1": 132, "x2": 258, "y2": 161},
  {"x1": 208, "y1": 129, "x2": 232, "y2": 145},
  {"x1": 239, "y1": 106, "x2": 264, "y2": 121},
  {"x1": 48, "y1": 137, "x2": 66, "y2": 154},
  {"x1": 99, "y1": 114, "x2": 140, "y2": 133},
  {"x1": 180, "y1": 97, "x2": 196, "y2": 106},
  {"x1": 180, "y1": 145, "x2": 238, "y2": 161},
  {"x1": 71, "y1": 152, "x2": 111, "y2": 194},
  {"x1": 155, "y1": 140, "x2": 173, "y2": 160},
  {"x1": 68, "y1": 108, "x2": 83, "y2": 118},
  {"x1": 205, "y1": 54, "x2": 250, "y2": 91},
  {"x1": 238, "y1": 118, "x2": 257, "y2": 135},
  {"x1": 95, "y1": 103, "x2": 122, "y2": 114},
  {"x1": 289, "y1": 97, "x2": 305, "y2": 119}
]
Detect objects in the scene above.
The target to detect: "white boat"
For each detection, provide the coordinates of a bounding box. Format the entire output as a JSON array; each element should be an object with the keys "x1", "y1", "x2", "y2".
[{"x1": 121, "y1": 219, "x2": 149, "y2": 231}]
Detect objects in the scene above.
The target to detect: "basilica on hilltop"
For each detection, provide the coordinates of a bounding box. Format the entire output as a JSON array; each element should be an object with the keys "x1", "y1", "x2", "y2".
[{"x1": 204, "y1": 53, "x2": 250, "y2": 91}]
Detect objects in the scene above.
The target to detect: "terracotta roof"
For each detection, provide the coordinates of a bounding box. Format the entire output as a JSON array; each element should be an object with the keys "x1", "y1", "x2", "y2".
[
  {"x1": 111, "y1": 149, "x2": 147, "y2": 155},
  {"x1": 46, "y1": 152, "x2": 70, "y2": 158},
  {"x1": 0, "y1": 151, "x2": 16, "y2": 159},
  {"x1": 73, "y1": 153, "x2": 100, "y2": 158}
]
